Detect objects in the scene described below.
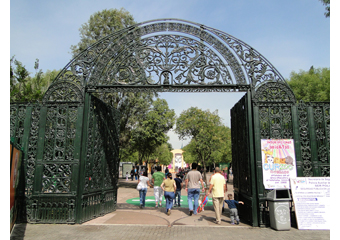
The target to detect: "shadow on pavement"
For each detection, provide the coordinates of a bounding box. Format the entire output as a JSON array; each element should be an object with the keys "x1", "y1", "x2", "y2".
[
  {"x1": 10, "y1": 223, "x2": 27, "y2": 240},
  {"x1": 118, "y1": 180, "x2": 139, "y2": 189}
]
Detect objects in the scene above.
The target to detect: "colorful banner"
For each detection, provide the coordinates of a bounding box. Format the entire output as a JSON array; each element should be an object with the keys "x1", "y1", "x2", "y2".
[
  {"x1": 10, "y1": 144, "x2": 22, "y2": 232},
  {"x1": 261, "y1": 139, "x2": 297, "y2": 189},
  {"x1": 290, "y1": 177, "x2": 330, "y2": 230}
]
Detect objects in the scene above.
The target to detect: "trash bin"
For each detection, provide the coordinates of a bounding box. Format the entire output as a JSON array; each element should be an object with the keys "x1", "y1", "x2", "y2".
[{"x1": 266, "y1": 189, "x2": 292, "y2": 230}]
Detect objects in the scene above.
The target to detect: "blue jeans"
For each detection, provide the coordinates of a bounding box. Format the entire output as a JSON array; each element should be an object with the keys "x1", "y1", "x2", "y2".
[
  {"x1": 139, "y1": 188, "x2": 147, "y2": 207},
  {"x1": 174, "y1": 190, "x2": 181, "y2": 206},
  {"x1": 164, "y1": 191, "x2": 175, "y2": 212},
  {"x1": 188, "y1": 188, "x2": 200, "y2": 214}
]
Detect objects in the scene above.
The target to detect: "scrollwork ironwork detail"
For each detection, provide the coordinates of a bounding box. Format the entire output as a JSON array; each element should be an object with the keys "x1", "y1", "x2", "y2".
[
  {"x1": 45, "y1": 19, "x2": 292, "y2": 98},
  {"x1": 297, "y1": 102, "x2": 313, "y2": 176},
  {"x1": 253, "y1": 82, "x2": 296, "y2": 105},
  {"x1": 42, "y1": 164, "x2": 72, "y2": 193},
  {"x1": 43, "y1": 81, "x2": 83, "y2": 103}
]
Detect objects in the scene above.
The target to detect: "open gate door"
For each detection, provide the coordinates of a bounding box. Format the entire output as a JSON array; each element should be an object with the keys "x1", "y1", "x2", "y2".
[{"x1": 231, "y1": 90, "x2": 258, "y2": 227}]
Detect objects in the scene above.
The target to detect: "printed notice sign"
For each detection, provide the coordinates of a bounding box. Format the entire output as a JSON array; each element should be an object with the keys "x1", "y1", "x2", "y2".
[
  {"x1": 290, "y1": 177, "x2": 330, "y2": 230},
  {"x1": 261, "y1": 139, "x2": 297, "y2": 189}
]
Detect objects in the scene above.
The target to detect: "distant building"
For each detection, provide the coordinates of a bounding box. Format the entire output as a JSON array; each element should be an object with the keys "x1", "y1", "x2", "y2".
[{"x1": 169, "y1": 149, "x2": 188, "y2": 173}]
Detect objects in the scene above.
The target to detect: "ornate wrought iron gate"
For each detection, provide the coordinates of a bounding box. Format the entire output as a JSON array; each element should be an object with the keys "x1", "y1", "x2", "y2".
[
  {"x1": 10, "y1": 92, "x2": 120, "y2": 223},
  {"x1": 231, "y1": 91, "x2": 258, "y2": 226},
  {"x1": 11, "y1": 19, "x2": 330, "y2": 226},
  {"x1": 231, "y1": 82, "x2": 330, "y2": 227}
]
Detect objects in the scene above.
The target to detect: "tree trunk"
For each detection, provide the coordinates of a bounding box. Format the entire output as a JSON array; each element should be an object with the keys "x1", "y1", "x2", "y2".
[{"x1": 202, "y1": 159, "x2": 207, "y2": 184}]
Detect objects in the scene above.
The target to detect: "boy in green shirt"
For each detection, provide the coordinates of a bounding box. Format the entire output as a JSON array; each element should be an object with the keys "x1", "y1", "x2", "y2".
[{"x1": 152, "y1": 166, "x2": 165, "y2": 208}]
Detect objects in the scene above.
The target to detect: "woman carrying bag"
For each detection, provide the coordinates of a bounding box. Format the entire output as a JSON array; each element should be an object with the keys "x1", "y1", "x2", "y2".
[
  {"x1": 137, "y1": 171, "x2": 151, "y2": 209},
  {"x1": 161, "y1": 172, "x2": 176, "y2": 216}
]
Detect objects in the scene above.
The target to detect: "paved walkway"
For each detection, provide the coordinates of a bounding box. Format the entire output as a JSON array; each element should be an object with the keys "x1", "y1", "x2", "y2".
[{"x1": 10, "y1": 173, "x2": 331, "y2": 239}]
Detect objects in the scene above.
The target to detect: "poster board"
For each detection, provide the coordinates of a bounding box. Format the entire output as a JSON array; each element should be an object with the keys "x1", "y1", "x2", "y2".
[
  {"x1": 261, "y1": 139, "x2": 297, "y2": 189},
  {"x1": 10, "y1": 144, "x2": 22, "y2": 232},
  {"x1": 290, "y1": 177, "x2": 330, "y2": 230}
]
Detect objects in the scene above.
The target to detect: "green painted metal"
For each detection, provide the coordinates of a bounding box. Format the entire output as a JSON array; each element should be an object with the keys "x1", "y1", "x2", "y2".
[
  {"x1": 76, "y1": 94, "x2": 120, "y2": 223},
  {"x1": 231, "y1": 93, "x2": 257, "y2": 226},
  {"x1": 10, "y1": 19, "x2": 330, "y2": 226},
  {"x1": 246, "y1": 89, "x2": 259, "y2": 227}
]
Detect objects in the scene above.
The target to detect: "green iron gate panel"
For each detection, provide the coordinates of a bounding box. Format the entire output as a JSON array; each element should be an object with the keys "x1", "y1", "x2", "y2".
[
  {"x1": 32, "y1": 104, "x2": 83, "y2": 223},
  {"x1": 231, "y1": 91, "x2": 258, "y2": 227},
  {"x1": 10, "y1": 103, "x2": 34, "y2": 223},
  {"x1": 252, "y1": 82, "x2": 296, "y2": 227},
  {"x1": 10, "y1": 103, "x2": 83, "y2": 223},
  {"x1": 77, "y1": 94, "x2": 120, "y2": 223},
  {"x1": 252, "y1": 82, "x2": 330, "y2": 227},
  {"x1": 295, "y1": 102, "x2": 330, "y2": 177}
]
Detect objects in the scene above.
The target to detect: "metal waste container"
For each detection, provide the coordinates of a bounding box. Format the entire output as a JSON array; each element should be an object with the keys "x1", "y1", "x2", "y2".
[{"x1": 266, "y1": 189, "x2": 292, "y2": 230}]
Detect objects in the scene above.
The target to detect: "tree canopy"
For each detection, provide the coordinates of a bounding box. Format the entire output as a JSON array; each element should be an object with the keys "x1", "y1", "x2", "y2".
[
  {"x1": 150, "y1": 143, "x2": 173, "y2": 166},
  {"x1": 286, "y1": 66, "x2": 330, "y2": 102},
  {"x1": 70, "y1": 8, "x2": 136, "y2": 57},
  {"x1": 69, "y1": 9, "x2": 171, "y2": 162},
  {"x1": 319, "y1": 0, "x2": 330, "y2": 18},
  {"x1": 175, "y1": 107, "x2": 231, "y2": 182},
  {"x1": 130, "y1": 98, "x2": 176, "y2": 165},
  {"x1": 10, "y1": 57, "x2": 59, "y2": 102}
]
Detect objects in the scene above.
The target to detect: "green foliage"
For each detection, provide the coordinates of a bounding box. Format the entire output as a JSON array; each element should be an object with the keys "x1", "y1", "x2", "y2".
[
  {"x1": 70, "y1": 8, "x2": 136, "y2": 57},
  {"x1": 182, "y1": 125, "x2": 231, "y2": 165},
  {"x1": 120, "y1": 149, "x2": 139, "y2": 164},
  {"x1": 210, "y1": 125, "x2": 232, "y2": 164},
  {"x1": 130, "y1": 98, "x2": 176, "y2": 165},
  {"x1": 70, "y1": 9, "x2": 160, "y2": 162},
  {"x1": 10, "y1": 57, "x2": 59, "y2": 102},
  {"x1": 175, "y1": 107, "x2": 231, "y2": 182},
  {"x1": 319, "y1": 0, "x2": 330, "y2": 18},
  {"x1": 151, "y1": 143, "x2": 173, "y2": 165},
  {"x1": 286, "y1": 66, "x2": 330, "y2": 102}
]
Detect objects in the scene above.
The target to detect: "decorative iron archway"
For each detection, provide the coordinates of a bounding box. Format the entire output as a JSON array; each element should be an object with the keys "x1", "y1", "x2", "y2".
[
  {"x1": 43, "y1": 18, "x2": 291, "y2": 100},
  {"x1": 11, "y1": 19, "x2": 329, "y2": 227}
]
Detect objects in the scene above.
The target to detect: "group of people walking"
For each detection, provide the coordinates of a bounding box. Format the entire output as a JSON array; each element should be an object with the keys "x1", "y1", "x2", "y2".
[{"x1": 136, "y1": 163, "x2": 243, "y2": 224}]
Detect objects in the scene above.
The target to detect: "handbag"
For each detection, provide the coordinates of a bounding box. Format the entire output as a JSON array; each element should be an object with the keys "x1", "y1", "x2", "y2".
[{"x1": 136, "y1": 182, "x2": 142, "y2": 191}]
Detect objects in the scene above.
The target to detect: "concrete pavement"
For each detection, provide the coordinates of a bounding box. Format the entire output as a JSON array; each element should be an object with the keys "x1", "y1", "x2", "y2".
[{"x1": 10, "y1": 172, "x2": 331, "y2": 239}]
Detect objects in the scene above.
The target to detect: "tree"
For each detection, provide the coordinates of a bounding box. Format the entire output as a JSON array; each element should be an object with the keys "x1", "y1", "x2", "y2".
[
  {"x1": 10, "y1": 57, "x2": 59, "y2": 102},
  {"x1": 319, "y1": 0, "x2": 330, "y2": 18},
  {"x1": 69, "y1": 9, "x2": 160, "y2": 162},
  {"x1": 286, "y1": 66, "x2": 330, "y2": 102},
  {"x1": 70, "y1": 8, "x2": 136, "y2": 57},
  {"x1": 182, "y1": 125, "x2": 231, "y2": 174},
  {"x1": 103, "y1": 91, "x2": 156, "y2": 159},
  {"x1": 209, "y1": 125, "x2": 232, "y2": 165},
  {"x1": 175, "y1": 107, "x2": 225, "y2": 183},
  {"x1": 150, "y1": 143, "x2": 173, "y2": 166},
  {"x1": 130, "y1": 98, "x2": 176, "y2": 165}
]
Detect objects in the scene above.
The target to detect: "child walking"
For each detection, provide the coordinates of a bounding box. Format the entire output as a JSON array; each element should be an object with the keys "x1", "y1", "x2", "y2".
[
  {"x1": 224, "y1": 194, "x2": 244, "y2": 225},
  {"x1": 198, "y1": 180, "x2": 207, "y2": 211},
  {"x1": 125, "y1": 172, "x2": 129, "y2": 181}
]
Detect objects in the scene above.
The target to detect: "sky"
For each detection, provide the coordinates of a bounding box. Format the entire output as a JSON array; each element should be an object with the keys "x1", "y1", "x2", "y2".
[{"x1": 8, "y1": 0, "x2": 332, "y2": 150}]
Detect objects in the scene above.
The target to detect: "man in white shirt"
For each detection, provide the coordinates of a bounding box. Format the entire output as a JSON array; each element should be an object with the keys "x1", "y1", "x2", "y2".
[{"x1": 208, "y1": 167, "x2": 227, "y2": 224}]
